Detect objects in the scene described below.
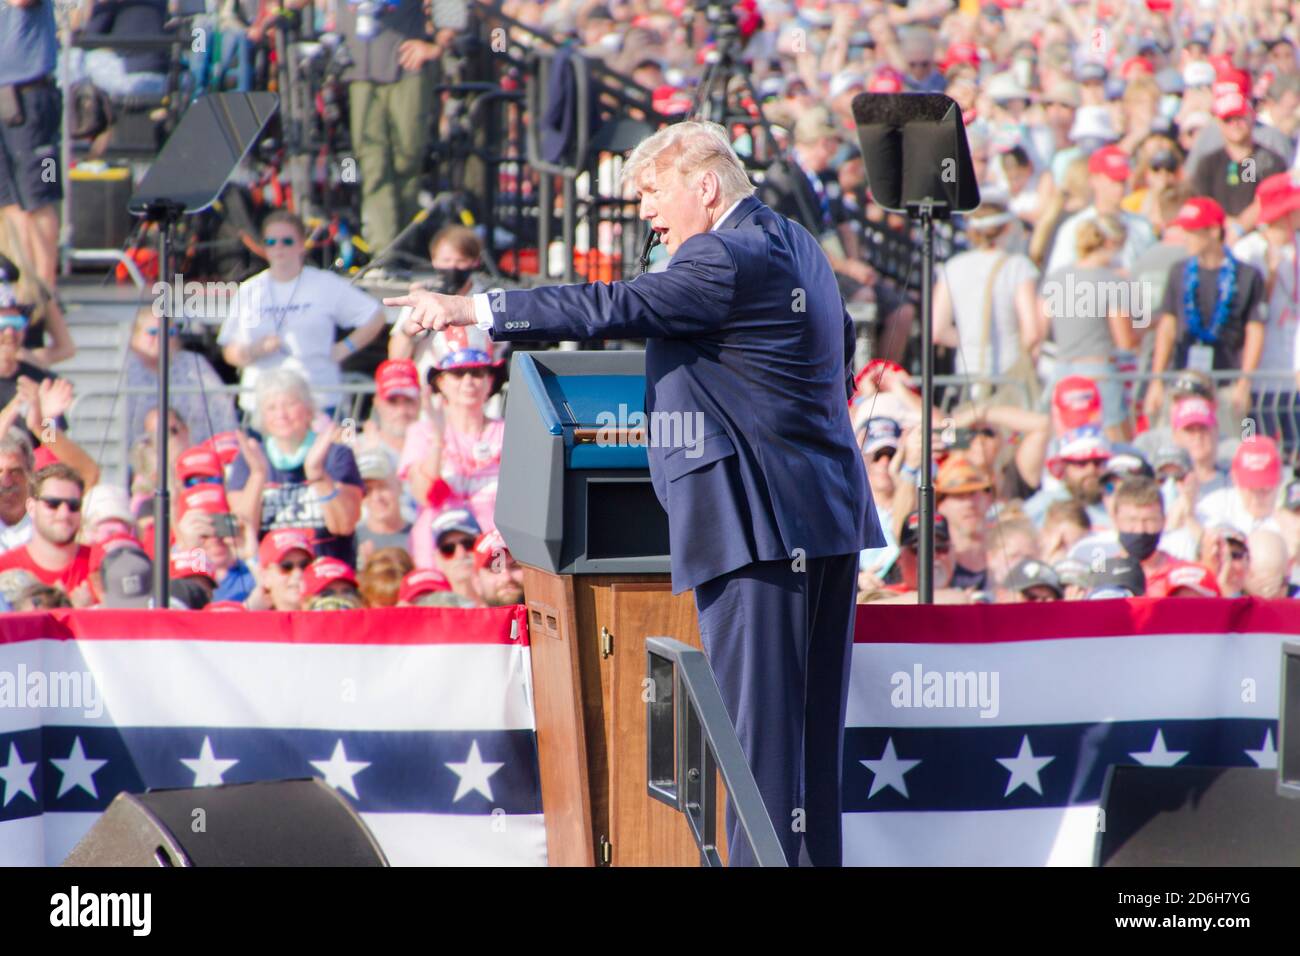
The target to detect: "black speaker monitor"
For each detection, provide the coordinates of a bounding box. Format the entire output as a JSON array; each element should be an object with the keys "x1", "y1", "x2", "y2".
[
  {"x1": 1097, "y1": 765, "x2": 1300, "y2": 867},
  {"x1": 62, "y1": 779, "x2": 389, "y2": 867}
]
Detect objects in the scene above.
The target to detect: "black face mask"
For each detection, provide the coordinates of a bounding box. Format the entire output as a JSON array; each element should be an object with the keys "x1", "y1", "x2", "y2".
[
  {"x1": 429, "y1": 266, "x2": 474, "y2": 295},
  {"x1": 1119, "y1": 530, "x2": 1161, "y2": 562}
]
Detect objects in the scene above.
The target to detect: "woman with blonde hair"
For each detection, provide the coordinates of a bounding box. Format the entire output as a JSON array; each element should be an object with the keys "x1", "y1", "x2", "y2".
[
  {"x1": 1038, "y1": 213, "x2": 1136, "y2": 440},
  {"x1": 1029, "y1": 155, "x2": 1090, "y2": 269}
]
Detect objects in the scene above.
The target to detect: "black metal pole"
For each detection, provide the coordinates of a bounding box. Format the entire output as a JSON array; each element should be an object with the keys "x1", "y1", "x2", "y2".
[
  {"x1": 918, "y1": 205, "x2": 935, "y2": 604},
  {"x1": 153, "y1": 214, "x2": 174, "y2": 609}
]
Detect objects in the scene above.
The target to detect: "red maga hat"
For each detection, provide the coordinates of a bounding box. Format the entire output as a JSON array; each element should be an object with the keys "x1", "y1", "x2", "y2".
[
  {"x1": 1170, "y1": 196, "x2": 1226, "y2": 231},
  {"x1": 301, "y1": 557, "x2": 358, "y2": 600},
  {"x1": 398, "y1": 569, "x2": 452, "y2": 604}
]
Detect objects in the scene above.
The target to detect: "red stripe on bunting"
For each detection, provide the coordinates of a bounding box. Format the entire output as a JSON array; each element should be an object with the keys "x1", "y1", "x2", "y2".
[
  {"x1": 854, "y1": 596, "x2": 1300, "y2": 644},
  {"x1": 0, "y1": 605, "x2": 530, "y2": 647}
]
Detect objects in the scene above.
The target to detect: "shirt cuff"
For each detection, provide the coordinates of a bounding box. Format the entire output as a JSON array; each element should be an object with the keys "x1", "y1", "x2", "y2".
[{"x1": 472, "y1": 293, "x2": 494, "y2": 331}]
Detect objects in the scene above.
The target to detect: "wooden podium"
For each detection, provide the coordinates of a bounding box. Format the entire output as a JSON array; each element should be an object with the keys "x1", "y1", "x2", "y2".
[
  {"x1": 494, "y1": 350, "x2": 729, "y2": 866},
  {"x1": 523, "y1": 567, "x2": 727, "y2": 866}
]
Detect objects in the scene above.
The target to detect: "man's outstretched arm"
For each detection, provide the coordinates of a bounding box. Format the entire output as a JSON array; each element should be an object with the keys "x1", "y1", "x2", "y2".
[{"x1": 388, "y1": 233, "x2": 738, "y2": 342}]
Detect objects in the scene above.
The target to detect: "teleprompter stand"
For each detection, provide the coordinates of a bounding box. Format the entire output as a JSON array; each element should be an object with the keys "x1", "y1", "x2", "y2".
[
  {"x1": 851, "y1": 93, "x2": 979, "y2": 603},
  {"x1": 128, "y1": 92, "x2": 278, "y2": 609}
]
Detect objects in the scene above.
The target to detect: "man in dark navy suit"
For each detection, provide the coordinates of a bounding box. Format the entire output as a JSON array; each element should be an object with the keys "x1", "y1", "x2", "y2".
[{"x1": 387, "y1": 121, "x2": 884, "y2": 866}]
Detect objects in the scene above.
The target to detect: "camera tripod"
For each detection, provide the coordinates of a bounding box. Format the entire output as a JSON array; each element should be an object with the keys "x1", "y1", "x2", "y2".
[{"x1": 688, "y1": 22, "x2": 822, "y2": 235}]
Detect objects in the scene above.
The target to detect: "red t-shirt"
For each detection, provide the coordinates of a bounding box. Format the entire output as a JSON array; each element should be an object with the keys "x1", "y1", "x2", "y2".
[{"x1": 0, "y1": 544, "x2": 92, "y2": 593}]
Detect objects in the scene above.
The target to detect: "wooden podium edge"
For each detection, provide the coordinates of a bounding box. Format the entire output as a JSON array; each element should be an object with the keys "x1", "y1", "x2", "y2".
[{"x1": 523, "y1": 567, "x2": 598, "y2": 866}]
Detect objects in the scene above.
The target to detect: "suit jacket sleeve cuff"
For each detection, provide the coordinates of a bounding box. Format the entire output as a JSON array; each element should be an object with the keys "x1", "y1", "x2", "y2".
[{"x1": 472, "y1": 293, "x2": 495, "y2": 331}]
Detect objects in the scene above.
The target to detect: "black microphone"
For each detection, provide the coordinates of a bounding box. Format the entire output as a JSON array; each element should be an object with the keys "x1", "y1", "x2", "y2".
[{"x1": 639, "y1": 230, "x2": 661, "y2": 275}]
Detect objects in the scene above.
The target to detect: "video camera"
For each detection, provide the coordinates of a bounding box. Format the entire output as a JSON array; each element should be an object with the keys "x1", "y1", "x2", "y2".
[{"x1": 686, "y1": 0, "x2": 742, "y2": 43}]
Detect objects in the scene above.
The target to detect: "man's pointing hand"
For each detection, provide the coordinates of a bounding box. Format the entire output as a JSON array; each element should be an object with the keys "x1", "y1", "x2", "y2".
[{"x1": 383, "y1": 287, "x2": 478, "y2": 337}]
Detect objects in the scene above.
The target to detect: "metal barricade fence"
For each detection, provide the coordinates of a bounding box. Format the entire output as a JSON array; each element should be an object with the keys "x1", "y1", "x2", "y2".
[
  {"x1": 921, "y1": 368, "x2": 1300, "y2": 461},
  {"x1": 66, "y1": 367, "x2": 1300, "y2": 485},
  {"x1": 69, "y1": 381, "x2": 380, "y2": 487}
]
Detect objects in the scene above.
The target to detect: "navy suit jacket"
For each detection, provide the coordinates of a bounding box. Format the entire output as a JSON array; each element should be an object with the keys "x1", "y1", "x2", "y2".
[{"x1": 488, "y1": 195, "x2": 885, "y2": 593}]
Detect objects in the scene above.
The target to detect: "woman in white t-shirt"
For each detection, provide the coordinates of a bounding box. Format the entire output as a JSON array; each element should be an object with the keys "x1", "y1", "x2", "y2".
[
  {"x1": 932, "y1": 202, "x2": 1041, "y2": 402},
  {"x1": 218, "y1": 211, "x2": 387, "y2": 419}
]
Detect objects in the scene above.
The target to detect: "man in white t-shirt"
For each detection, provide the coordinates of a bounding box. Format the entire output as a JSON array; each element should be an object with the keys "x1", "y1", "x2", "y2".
[
  {"x1": 1196, "y1": 434, "x2": 1285, "y2": 538},
  {"x1": 219, "y1": 211, "x2": 387, "y2": 416}
]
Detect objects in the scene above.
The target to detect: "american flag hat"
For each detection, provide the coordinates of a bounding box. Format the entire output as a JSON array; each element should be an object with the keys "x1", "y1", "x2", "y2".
[{"x1": 429, "y1": 325, "x2": 503, "y2": 374}]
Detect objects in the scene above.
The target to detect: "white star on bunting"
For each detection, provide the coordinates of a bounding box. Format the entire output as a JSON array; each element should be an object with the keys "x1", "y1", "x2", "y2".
[
  {"x1": 310, "y1": 740, "x2": 370, "y2": 800},
  {"x1": 997, "y1": 735, "x2": 1055, "y2": 797},
  {"x1": 446, "y1": 740, "x2": 505, "y2": 802},
  {"x1": 1245, "y1": 728, "x2": 1277, "y2": 769},
  {"x1": 181, "y1": 736, "x2": 239, "y2": 787},
  {"x1": 861, "y1": 738, "x2": 921, "y2": 799},
  {"x1": 0, "y1": 742, "x2": 37, "y2": 807},
  {"x1": 1128, "y1": 729, "x2": 1189, "y2": 767},
  {"x1": 51, "y1": 737, "x2": 108, "y2": 799}
]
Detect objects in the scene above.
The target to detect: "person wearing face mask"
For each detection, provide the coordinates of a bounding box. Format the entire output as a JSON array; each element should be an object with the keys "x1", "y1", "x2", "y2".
[
  {"x1": 388, "y1": 225, "x2": 486, "y2": 381},
  {"x1": 1111, "y1": 475, "x2": 1180, "y2": 580}
]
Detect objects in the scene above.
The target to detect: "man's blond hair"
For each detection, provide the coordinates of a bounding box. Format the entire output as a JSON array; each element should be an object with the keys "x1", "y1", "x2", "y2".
[{"x1": 621, "y1": 121, "x2": 756, "y2": 204}]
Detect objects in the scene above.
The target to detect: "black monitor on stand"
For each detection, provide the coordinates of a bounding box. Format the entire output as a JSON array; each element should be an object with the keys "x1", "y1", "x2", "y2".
[
  {"x1": 129, "y1": 91, "x2": 279, "y2": 609},
  {"x1": 852, "y1": 93, "x2": 979, "y2": 603}
]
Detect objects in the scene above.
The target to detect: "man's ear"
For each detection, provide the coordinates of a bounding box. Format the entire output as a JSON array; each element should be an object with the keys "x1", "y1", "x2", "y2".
[{"x1": 701, "y1": 170, "x2": 721, "y2": 206}]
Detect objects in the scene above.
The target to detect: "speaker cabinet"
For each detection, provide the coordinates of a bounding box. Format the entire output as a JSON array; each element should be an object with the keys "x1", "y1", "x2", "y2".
[
  {"x1": 62, "y1": 779, "x2": 388, "y2": 867},
  {"x1": 1097, "y1": 765, "x2": 1300, "y2": 866}
]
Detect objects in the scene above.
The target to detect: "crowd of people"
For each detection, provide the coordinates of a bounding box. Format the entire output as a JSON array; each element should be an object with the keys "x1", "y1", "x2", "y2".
[
  {"x1": 502, "y1": 0, "x2": 1300, "y2": 606},
  {"x1": 0, "y1": 199, "x2": 522, "y2": 610},
  {"x1": 6, "y1": 0, "x2": 1300, "y2": 608}
]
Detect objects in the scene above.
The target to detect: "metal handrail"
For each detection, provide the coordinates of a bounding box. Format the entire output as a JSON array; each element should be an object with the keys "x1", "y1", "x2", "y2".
[
  {"x1": 645, "y1": 637, "x2": 787, "y2": 867},
  {"x1": 69, "y1": 380, "x2": 381, "y2": 485}
]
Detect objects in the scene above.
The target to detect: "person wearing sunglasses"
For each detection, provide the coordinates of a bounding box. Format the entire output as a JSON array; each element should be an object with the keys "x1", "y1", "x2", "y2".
[
  {"x1": 245, "y1": 528, "x2": 316, "y2": 611},
  {"x1": 0, "y1": 283, "x2": 67, "y2": 448},
  {"x1": 218, "y1": 210, "x2": 388, "y2": 420},
  {"x1": 895, "y1": 27, "x2": 946, "y2": 94},
  {"x1": 861, "y1": 511, "x2": 968, "y2": 605},
  {"x1": 125, "y1": 305, "x2": 238, "y2": 451},
  {"x1": 402, "y1": 326, "x2": 504, "y2": 571},
  {"x1": 429, "y1": 508, "x2": 483, "y2": 606},
  {"x1": 0, "y1": 462, "x2": 93, "y2": 606},
  {"x1": 1025, "y1": 425, "x2": 1115, "y2": 530}
]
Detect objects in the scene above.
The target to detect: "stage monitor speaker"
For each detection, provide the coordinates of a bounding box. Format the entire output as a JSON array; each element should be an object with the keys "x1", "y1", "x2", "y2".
[
  {"x1": 1096, "y1": 765, "x2": 1300, "y2": 866},
  {"x1": 69, "y1": 165, "x2": 134, "y2": 250},
  {"x1": 62, "y1": 779, "x2": 389, "y2": 867}
]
